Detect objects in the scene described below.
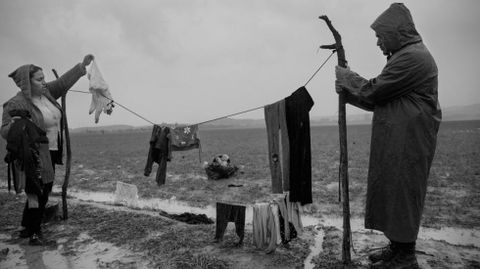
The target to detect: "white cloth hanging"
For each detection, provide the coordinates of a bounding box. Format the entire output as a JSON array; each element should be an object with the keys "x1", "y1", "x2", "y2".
[{"x1": 87, "y1": 60, "x2": 114, "y2": 123}]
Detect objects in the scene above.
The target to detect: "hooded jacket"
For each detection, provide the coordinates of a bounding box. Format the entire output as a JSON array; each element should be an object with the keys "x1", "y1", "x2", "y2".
[
  {"x1": 337, "y1": 3, "x2": 441, "y2": 242},
  {"x1": 2, "y1": 63, "x2": 86, "y2": 183}
]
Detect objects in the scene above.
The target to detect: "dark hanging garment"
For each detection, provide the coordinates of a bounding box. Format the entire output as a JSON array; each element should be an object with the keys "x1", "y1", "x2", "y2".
[
  {"x1": 264, "y1": 99, "x2": 290, "y2": 193},
  {"x1": 215, "y1": 202, "x2": 246, "y2": 245},
  {"x1": 144, "y1": 125, "x2": 171, "y2": 185},
  {"x1": 285, "y1": 86, "x2": 314, "y2": 205}
]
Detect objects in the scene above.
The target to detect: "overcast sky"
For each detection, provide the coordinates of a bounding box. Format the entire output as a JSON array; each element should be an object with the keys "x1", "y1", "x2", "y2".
[{"x1": 1, "y1": 0, "x2": 479, "y2": 128}]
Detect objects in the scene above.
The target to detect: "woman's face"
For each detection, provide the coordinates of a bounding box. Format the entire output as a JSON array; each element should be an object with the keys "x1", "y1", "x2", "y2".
[{"x1": 30, "y1": 70, "x2": 46, "y2": 95}]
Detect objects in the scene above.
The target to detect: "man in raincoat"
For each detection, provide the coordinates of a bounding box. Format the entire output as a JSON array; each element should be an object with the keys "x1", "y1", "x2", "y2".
[{"x1": 335, "y1": 3, "x2": 441, "y2": 268}]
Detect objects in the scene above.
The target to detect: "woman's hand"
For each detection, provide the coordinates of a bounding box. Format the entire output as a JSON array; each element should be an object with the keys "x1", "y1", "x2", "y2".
[{"x1": 82, "y1": 54, "x2": 95, "y2": 68}]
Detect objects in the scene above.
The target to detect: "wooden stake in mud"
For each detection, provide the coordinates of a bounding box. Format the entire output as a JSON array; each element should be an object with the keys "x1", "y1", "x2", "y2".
[
  {"x1": 319, "y1": 15, "x2": 352, "y2": 264},
  {"x1": 52, "y1": 69, "x2": 71, "y2": 220}
]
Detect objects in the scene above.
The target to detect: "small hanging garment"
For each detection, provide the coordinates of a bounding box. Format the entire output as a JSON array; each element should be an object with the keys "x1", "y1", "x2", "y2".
[
  {"x1": 274, "y1": 196, "x2": 297, "y2": 243},
  {"x1": 265, "y1": 203, "x2": 281, "y2": 253},
  {"x1": 87, "y1": 60, "x2": 114, "y2": 123},
  {"x1": 286, "y1": 192, "x2": 303, "y2": 235},
  {"x1": 144, "y1": 125, "x2": 172, "y2": 185},
  {"x1": 285, "y1": 86, "x2": 314, "y2": 205},
  {"x1": 215, "y1": 202, "x2": 246, "y2": 245},
  {"x1": 253, "y1": 202, "x2": 282, "y2": 253},
  {"x1": 252, "y1": 203, "x2": 269, "y2": 249},
  {"x1": 170, "y1": 124, "x2": 200, "y2": 151}
]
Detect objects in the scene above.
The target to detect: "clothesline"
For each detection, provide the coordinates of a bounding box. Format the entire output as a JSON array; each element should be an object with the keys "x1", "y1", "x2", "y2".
[{"x1": 71, "y1": 50, "x2": 335, "y2": 127}]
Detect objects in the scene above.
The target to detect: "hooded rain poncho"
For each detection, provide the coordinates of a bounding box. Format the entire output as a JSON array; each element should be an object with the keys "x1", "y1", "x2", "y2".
[{"x1": 337, "y1": 3, "x2": 441, "y2": 242}]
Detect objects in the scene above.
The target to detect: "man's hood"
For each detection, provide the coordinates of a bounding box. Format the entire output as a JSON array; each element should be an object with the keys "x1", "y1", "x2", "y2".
[
  {"x1": 371, "y1": 3, "x2": 422, "y2": 53},
  {"x1": 8, "y1": 64, "x2": 34, "y2": 99}
]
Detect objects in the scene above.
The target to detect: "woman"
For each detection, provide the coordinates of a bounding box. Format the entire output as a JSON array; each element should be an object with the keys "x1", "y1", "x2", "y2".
[
  {"x1": 1, "y1": 54, "x2": 94, "y2": 245},
  {"x1": 335, "y1": 3, "x2": 441, "y2": 268}
]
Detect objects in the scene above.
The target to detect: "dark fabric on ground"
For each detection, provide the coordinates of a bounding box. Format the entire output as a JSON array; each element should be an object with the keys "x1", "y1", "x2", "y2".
[{"x1": 158, "y1": 210, "x2": 213, "y2": 224}]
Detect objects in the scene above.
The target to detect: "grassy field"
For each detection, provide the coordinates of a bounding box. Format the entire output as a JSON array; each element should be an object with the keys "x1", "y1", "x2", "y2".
[{"x1": 0, "y1": 120, "x2": 479, "y2": 229}]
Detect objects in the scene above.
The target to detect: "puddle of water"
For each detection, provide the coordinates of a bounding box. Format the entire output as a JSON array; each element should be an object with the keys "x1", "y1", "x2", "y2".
[
  {"x1": 321, "y1": 217, "x2": 480, "y2": 248},
  {"x1": 0, "y1": 232, "x2": 151, "y2": 269},
  {"x1": 304, "y1": 225, "x2": 325, "y2": 269},
  {"x1": 419, "y1": 226, "x2": 480, "y2": 247},
  {"x1": 51, "y1": 187, "x2": 480, "y2": 248}
]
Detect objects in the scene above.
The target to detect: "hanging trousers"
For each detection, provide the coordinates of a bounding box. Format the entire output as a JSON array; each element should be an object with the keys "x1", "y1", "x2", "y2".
[
  {"x1": 144, "y1": 125, "x2": 171, "y2": 186},
  {"x1": 154, "y1": 153, "x2": 168, "y2": 185},
  {"x1": 264, "y1": 100, "x2": 290, "y2": 193},
  {"x1": 215, "y1": 202, "x2": 246, "y2": 244}
]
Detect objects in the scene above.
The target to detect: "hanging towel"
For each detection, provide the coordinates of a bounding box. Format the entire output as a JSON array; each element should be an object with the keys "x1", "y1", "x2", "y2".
[
  {"x1": 144, "y1": 125, "x2": 172, "y2": 185},
  {"x1": 286, "y1": 193, "x2": 303, "y2": 236},
  {"x1": 274, "y1": 197, "x2": 290, "y2": 241},
  {"x1": 252, "y1": 203, "x2": 269, "y2": 249},
  {"x1": 215, "y1": 202, "x2": 246, "y2": 245},
  {"x1": 264, "y1": 100, "x2": 290, "y2": 193},
  {"x1": 285, "y1": 86, "x2": 314, "y2": 205},
  {"x1": 87, "y1": 60, "x2": 114, "y2": 124},
  {"x1": 265, "y1": 203, "x2": 281, "y2": 253}
]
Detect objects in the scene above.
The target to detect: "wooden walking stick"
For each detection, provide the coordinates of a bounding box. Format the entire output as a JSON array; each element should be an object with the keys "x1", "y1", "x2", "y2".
[
  {"x1": 319, "y1": 15, "x2": 352, "y2": 264},
  {"x1": 52, "y1": 69, "x2": 71, "y2": 220}
]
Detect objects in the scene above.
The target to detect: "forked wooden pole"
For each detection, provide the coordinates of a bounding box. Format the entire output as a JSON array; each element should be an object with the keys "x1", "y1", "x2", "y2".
[
  {"x1": 52, "y1": 69, "x2": 71, "y2": 220},
  {"x1": 319, "y1": 15, "x2": 352, "y2": 264}
]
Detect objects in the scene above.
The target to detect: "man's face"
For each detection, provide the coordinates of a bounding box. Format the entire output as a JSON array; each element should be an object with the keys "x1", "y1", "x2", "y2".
[{"x1": 376, "y1": 34, "x2": 389, "y2": 56}]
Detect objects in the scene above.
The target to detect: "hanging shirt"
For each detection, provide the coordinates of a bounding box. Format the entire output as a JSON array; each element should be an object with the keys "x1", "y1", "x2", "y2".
[{"x1": 31, "y1": 95, "x2": 61, "y2": 151}]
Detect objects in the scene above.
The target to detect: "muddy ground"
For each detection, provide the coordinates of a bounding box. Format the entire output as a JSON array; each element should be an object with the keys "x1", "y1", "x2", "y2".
[
  {"x1": 0, "y1": 190, "x2": 311, "y2": 269},
  {"x1": 1, "y1": 187, "x2": 479, "y2": 269}
]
